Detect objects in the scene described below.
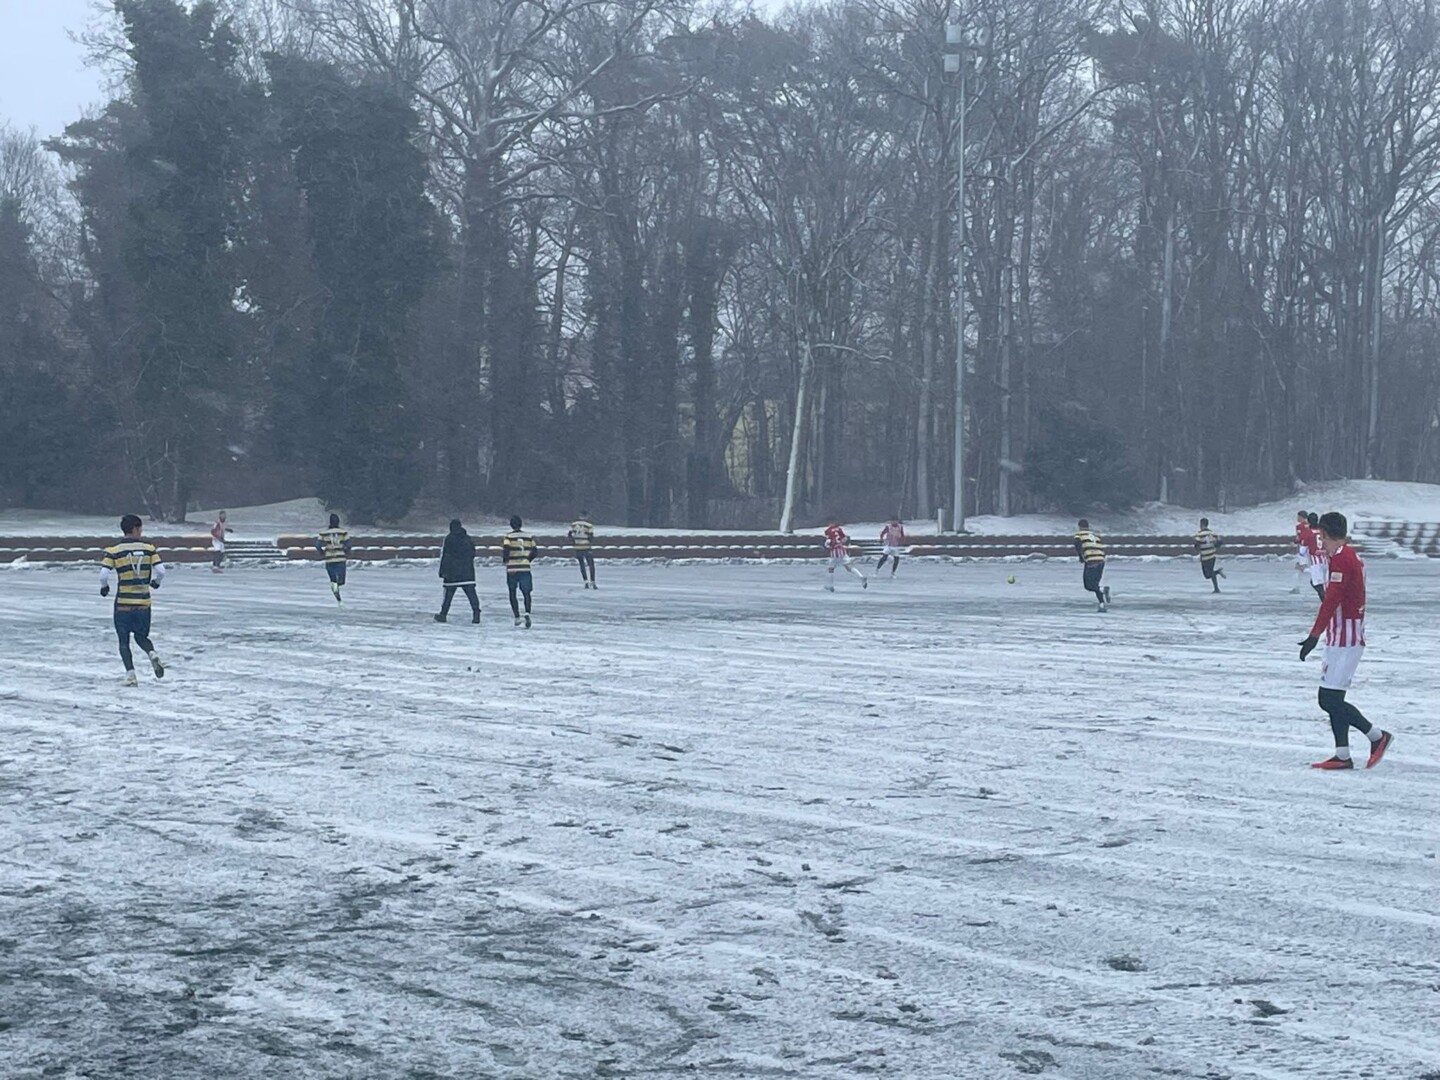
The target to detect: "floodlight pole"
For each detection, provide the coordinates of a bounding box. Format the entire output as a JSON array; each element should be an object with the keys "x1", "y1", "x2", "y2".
[{"x1": 944, "y1": 24, "x2": 967, "y2": 533}]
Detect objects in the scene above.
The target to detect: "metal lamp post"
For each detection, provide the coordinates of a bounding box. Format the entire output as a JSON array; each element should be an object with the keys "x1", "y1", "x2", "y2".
[{"x1": 944, "y1": 24, "x2": 966, "y2": 533}]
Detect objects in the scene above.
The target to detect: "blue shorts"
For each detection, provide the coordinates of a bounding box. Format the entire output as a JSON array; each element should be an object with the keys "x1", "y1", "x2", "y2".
[
  {"x1": 113, "y1": 606, "x2": 152, "y2": 638},
  {"x1": 507, "y1": 571, "x2": 533, "y2": 594},
  {"x1": 326, "y1": 563, "x2": 347, "y2": 585}
]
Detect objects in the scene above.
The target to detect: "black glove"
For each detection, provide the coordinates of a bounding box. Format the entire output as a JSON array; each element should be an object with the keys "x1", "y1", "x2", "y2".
[
  {"x1": 1298, "y1": 636, "x2": 1318, "y2": 661},
  {"x1": 100, "y1": 584, "x2": 110, "y2": 597},
  {"x1": 151, "y1": 581, "x2": 160, "y2": 590}
]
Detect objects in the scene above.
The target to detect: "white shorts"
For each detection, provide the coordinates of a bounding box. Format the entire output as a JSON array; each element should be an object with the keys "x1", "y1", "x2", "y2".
[
  {"x1": 211, "y1": 539, "x2": 224, "y2": 552},
  {"x1": 1308, "y1": 562, "x2": 1327, "y2": 586},
  {"x1": 827, "y1": 550, "x2": 851, "y2": 566},
  {"x1": 881, "y1": 544, "x2": 902, "y2": 557},
  {"x1": 1320, "y1": 644, "x2": 1364, "y2": 691}
]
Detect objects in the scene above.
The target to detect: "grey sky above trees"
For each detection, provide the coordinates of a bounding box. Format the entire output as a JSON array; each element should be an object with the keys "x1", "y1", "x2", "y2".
[{"x1": 0, "y1": 0, "x2": 106, "y2": 137}]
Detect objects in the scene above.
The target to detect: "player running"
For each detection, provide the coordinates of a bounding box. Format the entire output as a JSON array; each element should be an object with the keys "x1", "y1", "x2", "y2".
[
  {"x1": 209, "y1": 509, "x2": 232, "y2": 572},
  {"x1": 823, "y1": 521, "x2": 868, "y2": 592},
  {"x1": 1193, "y1": 517, "x2": 1225, "y2": 593},
  {"x1": 99, "y1": 514, "x2": 166, "y2": 686},
  {"x1": 876, "y1": 518, "x2": 906, "y2": 576},
  {"x1": 435, "y1": 518, "x2": 481, "y2": 624},
  {"x1": 569, "y1": 511, "x2": 597, "y2": 589},
  {"x1": 1298, "y1": 511, "x2": 1393, "y2": 770},
  {"x1": 503, "y1": 515, "x2": 538, "y2": 627},
  {"x1": 1073, "y1": 519, "x2": 1108, "y2": 612},
  {"x1": 315, "y1": 513, "x2": 351, "y2": 603}
]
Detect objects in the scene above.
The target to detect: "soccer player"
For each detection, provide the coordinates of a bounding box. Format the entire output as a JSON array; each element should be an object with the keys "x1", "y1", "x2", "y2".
[
  {"x1": 209, "y1": 509, "x2": 232, "y2": 572},
  {"x1": 823, "y1": 521, "x2": 868, "y2": 591},
  {"x1": 1193, "y1": 517, "x2": 1225, "y2": 593},
  {"x1": 876, "y1": 518, "x2": 906, "y2": 576},
  {"x1": 315, "y1": 513, "x2": 351, "y2": 604},
  {"x1": 569, "y1": 511, "x2": 597, "y2": 589},
  {"x1": 1304, "y1": 511, "x2": 1327, "y2": 600},
  {"x1": 435, "y1": 518, "x2": 480, "y2": 624},
  {"x1": 1298, "y1": 511, "x2": 1393, "y2": 770},
  {"x1": 99, "y1": 514, "x2": 166, "y2": 686},
  {"x1": 1073, "y1": 519, "x2": 1108, "y2": 611},
  {"x1": 1293, "y1": 510, "x2": 1311, "y2": 593},
  {"x1": 502, "y1": 515, "x2": 538, "y2": 627}
]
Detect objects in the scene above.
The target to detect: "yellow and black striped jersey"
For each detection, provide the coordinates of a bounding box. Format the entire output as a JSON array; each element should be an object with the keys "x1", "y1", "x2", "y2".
[
  {"x1": 1193, "y1": 529, "x2": 1221, "y2": 559},
  {"x1": 100, "y1": 541, "x2": 164, "y2": 607},
  {"x1": 502, "y1": 530, "x2": 537, "y2": 572},
  {"x1": 568, "y1": 520, "x2": 594, "y2": 549},
  {"x1": 1073, "y1": 530, "x2": 1106, "y2": 563},
  {"x1": 316, "y1": 528, "x2": 350, "y2": 564}
]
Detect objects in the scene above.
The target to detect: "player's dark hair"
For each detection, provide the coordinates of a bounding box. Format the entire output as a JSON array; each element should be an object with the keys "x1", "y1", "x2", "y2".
[
  {"x1": 1077, "y1": 518, "x2": 1089, "y2": 529},
  {"x1": 1318, "y1": 511, "x2": 1348, "y2": 540},
  {"x1": 510, "y1": 515, "x2": 523, "y2": 530},
  {"x1": 1307, "y1": 512, "x2": 1320, "y2": 527},
  {"x1": 1199, "y1": 517, "x2": 1209, "y2": 528},
  {"x1": 1297, "y1": 510, "x2": 1307, "y2": 519},
  {"x1": 329, "y1": 513, "x2": 340, "y2": 528},
  {"x1": 120, "y1": 514, "x2": 142, "y2": 534}
]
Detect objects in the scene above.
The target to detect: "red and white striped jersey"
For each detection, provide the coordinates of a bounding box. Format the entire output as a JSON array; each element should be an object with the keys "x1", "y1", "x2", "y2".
[
  {"x1": 1308, "y1": 535, "x2": 1329, "y2": 567},
  {"x1": 1296, "y1": 522, "x2": 1314, "y2": 558},
  {"x1": 1308, "y1": 543, "x2": 1366, "y2": 647},
  {"x1": 880, "y1": 522, "x2": 906, "y2": 547},
  {"x1": 824, "y1": 524, "x2": 849, "y2": 553}
]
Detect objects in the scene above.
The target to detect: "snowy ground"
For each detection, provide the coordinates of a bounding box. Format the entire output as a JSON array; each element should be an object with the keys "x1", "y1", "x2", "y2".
[
  {"x1": 5, "y1": 478, "x2": 1440, "y2": 540},
  {"x1": 2, "y1": 558, "x2": 1438, "y2": 1080}
]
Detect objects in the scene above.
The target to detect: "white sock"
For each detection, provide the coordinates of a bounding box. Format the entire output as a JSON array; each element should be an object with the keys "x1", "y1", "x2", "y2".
[
  {"x1": 1334, "y1": 746, "x2": 1352, "y2": 760},
  {"x1": 1366, "y1": 729, "x2": 1383, "y2": 744}
]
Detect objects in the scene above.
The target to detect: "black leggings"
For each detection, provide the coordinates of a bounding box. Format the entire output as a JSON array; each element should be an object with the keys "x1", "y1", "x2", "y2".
[
  {"x1": 440, "y1": 584, "x2": 479, "y2": 616},
  {"x1": 1318, "y1": 687, "x2": 1372, "y2": 748},
  {"x1": 507, "y1": 575, "x2": 533, "y2": 617},
  {"x1": 575, "y1": 551, "x2": 595, "y2": 582},
  {"x1": 114, "y1": 607, "x2": 154, "y2": 671},
  {"x1": 876, "y1": 554, "x2": 900, "y2": 572}
]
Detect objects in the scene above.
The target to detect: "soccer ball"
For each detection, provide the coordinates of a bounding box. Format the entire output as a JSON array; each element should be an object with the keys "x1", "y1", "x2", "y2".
[{"x1": 1006, "y1": 575, "x2": 1016, "y2": 584}]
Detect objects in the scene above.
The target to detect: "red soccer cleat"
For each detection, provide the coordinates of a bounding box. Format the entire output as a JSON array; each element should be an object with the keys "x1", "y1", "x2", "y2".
[
  {"x1": 1365, "y1": 731, "x2": 1393, "y2": 769},
  {"x1": 1310, "y1": 756, "x2": 1354, "y2": 770}
]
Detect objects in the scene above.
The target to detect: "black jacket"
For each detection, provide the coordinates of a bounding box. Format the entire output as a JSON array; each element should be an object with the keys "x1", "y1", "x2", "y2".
[{"x1": 439, "y1": 529, "x2": 477, "y2": 584}]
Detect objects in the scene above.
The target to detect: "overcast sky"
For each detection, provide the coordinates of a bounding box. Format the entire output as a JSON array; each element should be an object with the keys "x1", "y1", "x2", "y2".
[{"x1": 0, "y1": 0, "x2": 110, "y2": 139}]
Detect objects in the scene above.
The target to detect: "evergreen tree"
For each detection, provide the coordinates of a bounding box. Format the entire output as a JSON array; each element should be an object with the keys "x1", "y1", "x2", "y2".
[
  {"x1": 267, "y1": 56, "x2": 436, "y2": 523},
  {"x1": 54, "y1": 0, "x2": 253, "y2": 520}
]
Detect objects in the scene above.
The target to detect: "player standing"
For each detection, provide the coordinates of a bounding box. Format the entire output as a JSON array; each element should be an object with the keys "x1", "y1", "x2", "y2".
[
  {"x1": 1304, "y1": 511, "x2": 1327, "y2": 600},
  {"x1": 1298, "y1": 511, "x2": 1393, "y2": 769},
  {"x1": 435, "y1": 518, "x2": 481, "y2": 623},
  {"x1": 315, "y1": 512, "x2": 351, "y2": 604},
  {"x1": 99, "y1": 514, "x2": 166, "y2": 686},
  {"x1": 1193, "y1": 517, "x2": 1225, "y2": 593},
  {"x1": 209, "y1": 509, "x2": 232, "y2": 572},
  {"x1": 569, "y1": 511, "x2": 597, "y2": 589},
  {"x1": 823, "y1": 521, "x2": 868, "y2": 592},
  {"x1": 1293, "y1": 510, "x2": 1311, "y2": 593},
  {"x1": 503, "y1": 515, "x2": 538, "y2": 627},
  {"x1": 876, "y1": 518, "x2": 906, "y2": 576},
  {"x1": 1073, "y1": 519, "x2": 1108, "y2": 612}
]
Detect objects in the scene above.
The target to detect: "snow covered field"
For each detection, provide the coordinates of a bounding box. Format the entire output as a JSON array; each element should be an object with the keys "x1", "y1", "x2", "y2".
[{"x1": 2, "y1": 558, "x2": 1438, "y2": 1080}]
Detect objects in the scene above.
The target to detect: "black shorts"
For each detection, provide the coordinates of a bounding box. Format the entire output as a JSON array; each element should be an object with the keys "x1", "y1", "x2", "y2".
[
  {"x1": 1082, "y1": 562, "x2": 1104, "y2": 591},
  {"x1": 507, "y1": 571, "x2": 533, "y2": 594},
  {"x1": 326, "y1": 563, "x2": 347, "y2": 585},
  {"x1": 1200, "y1": 557, "x2": 1218, "y2": 579}
]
